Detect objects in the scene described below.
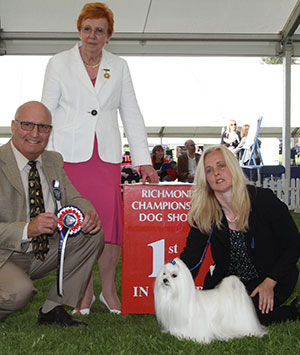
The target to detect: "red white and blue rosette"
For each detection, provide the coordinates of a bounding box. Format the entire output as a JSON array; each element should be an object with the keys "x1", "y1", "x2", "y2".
[
  {"x1": 57, "y1": 205, "x2": 84, "y2": 236},
  {"x1": 56, "y1": 205, "x2": 84, "y2": 296}
]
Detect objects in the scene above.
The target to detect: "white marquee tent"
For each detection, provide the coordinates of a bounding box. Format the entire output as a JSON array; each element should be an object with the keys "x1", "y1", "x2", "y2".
[{"x1": 1, "y1": 0, "x2": 300, "y2": 56}]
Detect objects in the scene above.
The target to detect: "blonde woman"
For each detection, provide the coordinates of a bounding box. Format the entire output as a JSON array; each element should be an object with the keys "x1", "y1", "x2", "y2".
[
  {"x1": 181, "y1": 145, "x2": 300, "y2": 326},
  {"x1": 234, "y1": 124, "x2": 261, "y2": 164},
  {"x1": 221, "y1": 120, "x2": 241, "y2": 151}
]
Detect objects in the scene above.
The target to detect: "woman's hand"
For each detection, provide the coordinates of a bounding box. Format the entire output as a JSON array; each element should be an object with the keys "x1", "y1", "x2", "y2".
[
  {"x1": 250, "y1": 277, "x2": 277, "y2": 314},
  {"x1": 140, "y1": 165, "x2": 159, "y2": 183}
]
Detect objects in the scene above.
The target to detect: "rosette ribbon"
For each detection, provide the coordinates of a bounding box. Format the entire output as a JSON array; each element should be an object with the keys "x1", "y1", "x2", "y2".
[{"x1": 56, "y1": 205, "x2": 84, "y2": 296}]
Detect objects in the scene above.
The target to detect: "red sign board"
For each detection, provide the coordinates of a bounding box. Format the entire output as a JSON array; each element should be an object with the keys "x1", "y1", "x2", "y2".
[{"x1": 121, "y1": 183, "x2": 213, "y2": 315}]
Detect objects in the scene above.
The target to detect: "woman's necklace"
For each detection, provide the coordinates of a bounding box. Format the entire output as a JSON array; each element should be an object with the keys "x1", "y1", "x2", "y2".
[
  {"x1": 83, "y1": 60, "x2": 101, "y2": 68},
  {"x1": 225, "y1": 215, "x2": 238, "y2": 223},
  {"x1": 221, "y1": 206, "x2": 237, "y2": 223}
]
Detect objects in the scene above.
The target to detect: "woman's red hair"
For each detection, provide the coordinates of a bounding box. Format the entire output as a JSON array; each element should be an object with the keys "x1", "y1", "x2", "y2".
[{"x1": 77, "y1": 2, "x2": 114, "y2": 37}]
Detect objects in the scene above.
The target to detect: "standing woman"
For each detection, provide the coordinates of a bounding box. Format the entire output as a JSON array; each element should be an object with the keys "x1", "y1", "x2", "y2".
[
  {"x1": 234, "y1": 124, "x2": 262, "y2": 165},
  {"x1": 221, "y1": 119, "x2": 241, "y2": 151},
  {"x1": 42, "y1": 2, "x2": 158, "y2": 314},
  {"x1": 233, "y1": 124, "x2": 250, "y2": 160},
  {"x1": 180, "y1": 145, "x2": 300, "y2": 325}
]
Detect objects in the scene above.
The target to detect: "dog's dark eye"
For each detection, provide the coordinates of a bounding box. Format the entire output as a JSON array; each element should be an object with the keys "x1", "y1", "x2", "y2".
[{"x1": 171, "y1": 274, "x2": 177, "y2": 278}]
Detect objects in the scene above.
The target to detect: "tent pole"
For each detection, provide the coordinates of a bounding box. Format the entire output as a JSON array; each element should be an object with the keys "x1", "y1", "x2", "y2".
[{"x1": 283, "y1": 43, "x2": 292, "y2": 183}]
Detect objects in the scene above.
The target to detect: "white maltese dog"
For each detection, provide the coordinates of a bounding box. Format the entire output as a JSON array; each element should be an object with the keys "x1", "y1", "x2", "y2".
[{"x1": 154, "y1": 258, "x2": 267, "y2": 344}]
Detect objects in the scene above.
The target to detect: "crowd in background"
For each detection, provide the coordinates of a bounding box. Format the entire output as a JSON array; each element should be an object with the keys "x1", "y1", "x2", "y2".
[{"x1": 121, "y1": 119, "x2": 262, "y2": 184}]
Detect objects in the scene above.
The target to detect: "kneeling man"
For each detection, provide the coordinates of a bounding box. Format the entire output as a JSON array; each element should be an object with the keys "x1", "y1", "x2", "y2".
[{"x1": 0, "y1": 101, "x2": 104, "y2": 326}]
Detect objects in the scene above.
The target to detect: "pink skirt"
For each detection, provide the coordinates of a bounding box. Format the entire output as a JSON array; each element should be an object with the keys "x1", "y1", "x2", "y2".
[{"x1": 64, "y1": 137, "x2": 122, "y2": 245}]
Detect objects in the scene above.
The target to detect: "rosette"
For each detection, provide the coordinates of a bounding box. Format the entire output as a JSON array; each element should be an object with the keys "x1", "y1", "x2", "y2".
[
  {"x1": 57, "y1": 205, "x2": 84, "y2": 236},
  {"x1": 56, "y1": 205, "x2": 84, "y2": 296}
]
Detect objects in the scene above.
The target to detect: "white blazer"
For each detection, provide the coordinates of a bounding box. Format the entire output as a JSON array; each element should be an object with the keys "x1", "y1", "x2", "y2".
[{"x1": 41, "y1": 44, "x2": 151, "y2": 167}]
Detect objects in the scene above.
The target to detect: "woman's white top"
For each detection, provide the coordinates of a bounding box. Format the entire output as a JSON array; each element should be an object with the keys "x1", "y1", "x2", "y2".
[{"x1": 41, "y1": 43, "x2": 151, "y2": 167}]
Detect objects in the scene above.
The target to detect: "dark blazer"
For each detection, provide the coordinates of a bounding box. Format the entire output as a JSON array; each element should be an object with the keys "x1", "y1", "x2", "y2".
[
  {"x1": 0, "y1": 141, "x2": 94, "y2": 268},
  {"x1": 220, "y1": 130, "x2": 241, "y2": 148},
  {"x1": 180, "y1": 185, "x2": 300, "y2": 295},
  {"x1": 177, "y1": 153, "x2": 201, "y2": 182}
]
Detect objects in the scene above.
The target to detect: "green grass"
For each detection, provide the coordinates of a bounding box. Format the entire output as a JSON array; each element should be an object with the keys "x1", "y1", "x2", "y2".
[{"x1": 1, "y1": 213, "x2": 300, "y2": 355}]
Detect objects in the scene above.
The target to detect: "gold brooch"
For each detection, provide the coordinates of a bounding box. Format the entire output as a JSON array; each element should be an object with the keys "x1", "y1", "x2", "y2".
[{"x1": 103, "y1": 69, "x2": 110, "y2": 79}]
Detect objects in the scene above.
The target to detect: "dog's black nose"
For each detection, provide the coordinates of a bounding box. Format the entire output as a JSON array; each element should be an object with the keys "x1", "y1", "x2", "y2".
[{"x1": 163, "y1": 278, "x2": 169, "y2": 284}]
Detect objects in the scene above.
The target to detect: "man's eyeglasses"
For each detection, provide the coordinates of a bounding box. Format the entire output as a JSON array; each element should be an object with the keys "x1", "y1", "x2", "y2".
[{"x1": 15, "y1": 120, "x2": 52, "y2": 133}]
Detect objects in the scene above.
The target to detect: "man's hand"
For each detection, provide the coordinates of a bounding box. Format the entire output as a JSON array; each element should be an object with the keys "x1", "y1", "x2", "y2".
[
  {"x1": 140, "y1": 165, "x2": 159, "y2": 183},
  {"x1": 250, "y1": 277, "x2": 277, "y2": 314},
  {"x1": 81, "y1": 209, "x2": 102, "y2": 234},
  {"x1": 28, "y1": 212, "x2": 58, "y2": 237}
]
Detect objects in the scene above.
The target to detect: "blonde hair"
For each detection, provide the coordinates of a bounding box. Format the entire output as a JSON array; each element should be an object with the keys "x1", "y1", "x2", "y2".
[
  {"x1": 227, "y1": 119, "x2": 237, "y2": 133},
  {"x1": 188, "y1": 145, "x2": 251, "y2": 234},
  {"x1": 241, "y1": 124, "x2": 250, "y2": 138}
]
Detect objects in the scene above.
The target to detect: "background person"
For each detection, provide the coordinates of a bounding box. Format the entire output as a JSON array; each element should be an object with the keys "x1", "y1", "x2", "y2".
[
  {"x1": 151, "y1": 145, "x2": 170, "y2": 181},
  {"x1": 160, "y1": 160, "x2": 178, "y2": 181},
  {"x1": 0, "y1": 101, "x2": 103, "y2": 326},
  {"x1": 221, "y1": 119, "x2": 241, "y2": 151},
  {"x1": 180, "y1": 145, "x2": 300, "y2": 326},
  {"x1": 233, "y1": 124, "x2": 250, "y2": 161},
  {"x1": 177, "y1": 139, "x2": 200, "y2": 182},
  {"x1": 41, "y1": 2, "x2": 158, "y2": 315},
  {"x1": 234, "y1": 124, "x2": 261, "y2": 165}
]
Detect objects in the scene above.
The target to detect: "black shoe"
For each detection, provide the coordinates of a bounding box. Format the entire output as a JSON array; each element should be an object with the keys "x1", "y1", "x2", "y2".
[
  {"x1": 37, "y1": 305, "x2": 88, "y2": 326},
  {"x1": 291, "y1": 296, "x2": 300, "y2": 315}
]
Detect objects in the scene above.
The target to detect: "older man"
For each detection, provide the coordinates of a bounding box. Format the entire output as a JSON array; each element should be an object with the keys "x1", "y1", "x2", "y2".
[
  {"x1": 0, "y1": 101, "x2": 104, "y2": 326},
  {"x1": 177, "y1": 139, "x2": 201, "y2": 182}
]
